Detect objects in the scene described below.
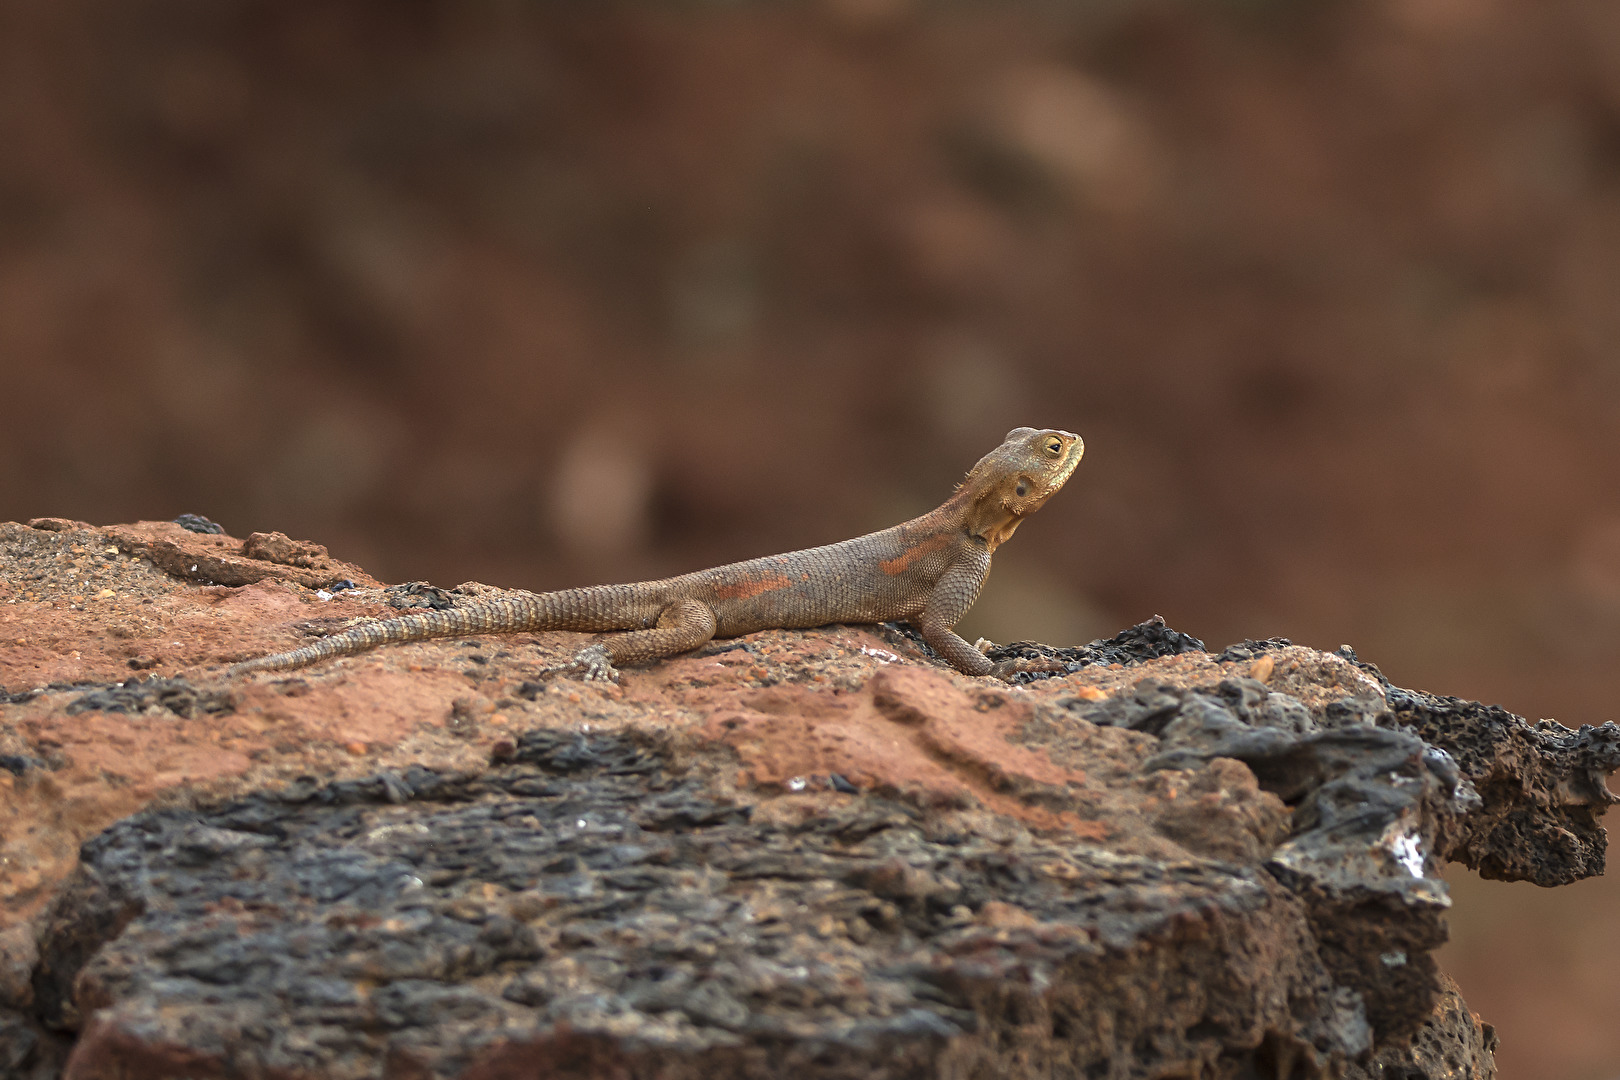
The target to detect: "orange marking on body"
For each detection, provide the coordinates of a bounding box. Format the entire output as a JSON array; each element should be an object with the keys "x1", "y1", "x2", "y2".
[
  {"x1": 880, "y1": 533, "x2": 952, "y2": 575},
  {"x1": 713, "y1": 573, "x2": 793, "y2": 600}
]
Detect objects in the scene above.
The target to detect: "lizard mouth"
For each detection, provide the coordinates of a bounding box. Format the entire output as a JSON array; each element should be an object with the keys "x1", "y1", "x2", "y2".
[{"x1": 1045, "y1": 436, "x2": 1085, "y2": 492}]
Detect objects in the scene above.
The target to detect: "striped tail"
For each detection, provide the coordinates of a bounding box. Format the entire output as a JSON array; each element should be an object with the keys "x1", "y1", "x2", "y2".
[{"x1": 227, "y1": 593, "x2": 590, "y2": 677}]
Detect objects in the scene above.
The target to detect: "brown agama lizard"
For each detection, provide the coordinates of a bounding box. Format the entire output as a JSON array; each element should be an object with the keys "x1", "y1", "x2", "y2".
[{"x1": 228, "y1": 427, "x2": 1084, "y2": 682}]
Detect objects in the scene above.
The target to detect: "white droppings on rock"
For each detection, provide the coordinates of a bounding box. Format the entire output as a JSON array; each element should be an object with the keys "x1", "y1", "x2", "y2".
[{"x1": 1390, "y1": 832, "x2": 1426, "y2": 878}]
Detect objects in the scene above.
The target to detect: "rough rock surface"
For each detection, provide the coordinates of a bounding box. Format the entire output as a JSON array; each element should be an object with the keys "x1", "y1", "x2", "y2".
[{"x1": 1, "y1": 518, "x2": 1614, "y2": 1078}]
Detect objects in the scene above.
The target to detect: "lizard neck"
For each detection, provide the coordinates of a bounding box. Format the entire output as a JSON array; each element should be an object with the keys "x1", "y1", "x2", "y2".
[{"x1": 931, "y1": 482, "x2": 1024, "y2": 553}]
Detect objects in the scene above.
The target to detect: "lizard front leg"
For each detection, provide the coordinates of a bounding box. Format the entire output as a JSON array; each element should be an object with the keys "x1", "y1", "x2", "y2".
[
  {"x1": 918, "y1": 550, "x2": 1064, "y2": 681},
  {"x1": 566, "y1": 597, "x2": 718, "y2": 681}
]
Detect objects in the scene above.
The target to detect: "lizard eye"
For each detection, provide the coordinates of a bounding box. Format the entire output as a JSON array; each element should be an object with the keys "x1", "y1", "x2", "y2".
[{"x1": 1044, "y1": 438, "x2": 1062, "y2": 456}]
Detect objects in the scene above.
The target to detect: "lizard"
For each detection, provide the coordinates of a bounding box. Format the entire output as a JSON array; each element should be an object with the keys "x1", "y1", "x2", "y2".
[{"x1": 227, "y1": 427, "x2": 1084, "y2": 683}]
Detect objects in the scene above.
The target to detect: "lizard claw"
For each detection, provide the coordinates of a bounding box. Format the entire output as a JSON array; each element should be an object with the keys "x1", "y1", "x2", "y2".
[
  {"x1": 571, "y1": 644, "x2": 621, "y2": 683},
  {"x1": 989, "y1": 657, "x2": 1068, "y2": 681},
  {"x1": 533, "y1": 644, "x2": 621, "y2": 683}
]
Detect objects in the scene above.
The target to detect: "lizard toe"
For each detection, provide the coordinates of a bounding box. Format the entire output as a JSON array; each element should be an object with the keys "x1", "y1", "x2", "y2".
[
  {"x1": 989, "y1": 657, "x2": 1068, "y2": 681},
  {"x1": 572, "y1": 644, "x2": 620, "y2": 683}
]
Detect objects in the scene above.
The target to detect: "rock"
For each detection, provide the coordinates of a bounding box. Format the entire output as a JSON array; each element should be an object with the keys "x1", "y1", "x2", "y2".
[
  {"x1": 240, "y1": 531, "x2": 332, "y2": 569},
  {"x1": 101, "y1": 521, "x2": 381, "y2": 590},
  {"x1": 39, "y1": 729, "x2": 1368, "y2": 1079},
  {"x1": 0, "y1": 924, "x2": 38, "y2": 1007},
  {"x1": 2, "y1": 520, "x2": 1616, "y2": 1078}
]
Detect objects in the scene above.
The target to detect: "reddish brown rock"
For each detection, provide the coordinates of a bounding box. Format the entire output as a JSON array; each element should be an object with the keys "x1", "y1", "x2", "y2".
[{"x1": 102, "y1": 521, "x2": 381, "y2": 590}]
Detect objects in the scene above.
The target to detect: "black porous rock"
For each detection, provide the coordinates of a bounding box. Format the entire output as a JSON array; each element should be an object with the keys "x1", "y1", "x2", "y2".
[
  {"x1": 987, "y1": 615, "x2": 1208, "y2": 681},
  {"x1": 65, "y1": 676, "x2": 235, "y2": 719},
  {"x1": 171, "y1": 514, "x2": 225, "y2": 535},
  {"x1": 31, "y1": 728, "x2": 1378, "y2": 1080}
]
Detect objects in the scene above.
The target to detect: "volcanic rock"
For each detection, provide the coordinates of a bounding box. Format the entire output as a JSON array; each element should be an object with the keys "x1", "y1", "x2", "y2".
[{"x1": 1, "y1": 517, "x2": 1614, "y2": 1078}]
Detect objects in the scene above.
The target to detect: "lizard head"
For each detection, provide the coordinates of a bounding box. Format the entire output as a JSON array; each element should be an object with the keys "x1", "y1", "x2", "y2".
[{"x1": 960, "y1": 427, "x2": 1084, "y2": 551}]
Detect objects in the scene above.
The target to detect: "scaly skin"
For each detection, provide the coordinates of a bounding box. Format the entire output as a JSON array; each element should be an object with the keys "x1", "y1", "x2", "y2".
[{"x1": 228, "y1": 427, "x2": 1084, "y2": 682}]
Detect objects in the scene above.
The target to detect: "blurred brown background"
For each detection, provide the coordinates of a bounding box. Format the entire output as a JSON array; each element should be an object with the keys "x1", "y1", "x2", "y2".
[{"x1": 1, "y1": 1, "x2": 1616, "y2": 1075}]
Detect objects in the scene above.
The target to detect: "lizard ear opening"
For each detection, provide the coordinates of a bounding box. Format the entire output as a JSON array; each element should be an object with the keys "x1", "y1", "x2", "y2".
[{"x1": 1015, "y1": 480, "x2": 1029, "y2": 498}]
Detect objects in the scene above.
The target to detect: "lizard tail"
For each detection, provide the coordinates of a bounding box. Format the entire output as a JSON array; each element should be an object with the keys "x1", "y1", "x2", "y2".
[{"x1": 227, "y1": 593, "x2": 588, "y2": 677}]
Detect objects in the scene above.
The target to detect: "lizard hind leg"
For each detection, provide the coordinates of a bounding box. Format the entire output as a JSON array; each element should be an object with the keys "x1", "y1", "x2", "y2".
[{"x1": 565, "y1": 597, "x2": 719, "y2": 682}]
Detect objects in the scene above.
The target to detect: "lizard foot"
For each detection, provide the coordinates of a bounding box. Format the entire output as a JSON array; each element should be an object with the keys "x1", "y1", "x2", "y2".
[
  {"x1": 988, "y1": 657, "x2": 1068, "y2": 681},
  {"x1": 570, "y1": 643, "x2": 621, "y2": 683},
  {"x1": 533, "y1": 644, "x2": 622, "y2": 683}
]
